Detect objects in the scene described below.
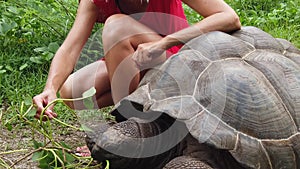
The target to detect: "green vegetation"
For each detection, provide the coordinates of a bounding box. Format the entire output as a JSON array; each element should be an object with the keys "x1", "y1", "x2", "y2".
[
  {"x1": 229, "y1": 0, "x2": 300, "y2": 47},
  {"x1": 184, "y1": 0, "x2": 300, "y2": 47},
  {"x1": 0, "y1": 0, "x2": 77, "y2": 113},
  {"x1": 0, "y1": 0, "x2": 299, "y2": 168}
]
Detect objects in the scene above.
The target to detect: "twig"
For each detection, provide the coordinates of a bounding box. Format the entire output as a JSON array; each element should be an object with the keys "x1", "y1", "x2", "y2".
[
  {"x1": 52, "y1": 118, "x2": 81, "y2": 131},
  {"x1": 0, "y1": 156, "x2": 12, "y2": 169},
  {"x1": 47, "y1": 149, "x2": 65, "y2": 169},
  {"x1": 0, "y1": 109, "x2": 3, "y2": 122},
  {"x1": 0, "y1": 149, "x2": 29, "y2": 155},
  {"x1": 9, "y1": 141, "x2": 51, "y2": 168},
  {"x1": 55, "y1": 0, "x2": 75, "y2": 19},
  {"x1": 9, "y1": 148, "x2": 41, "y2": 168}
]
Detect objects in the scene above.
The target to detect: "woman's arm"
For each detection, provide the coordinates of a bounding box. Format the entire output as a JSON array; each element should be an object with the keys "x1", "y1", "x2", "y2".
[
  {"x1": 160, "y1": 0, "x2": 241, "y2": 49},
  {"x1": 45, "y1": 0, "x2": 99, "y2": 93},
  {"x1": 33, "y1": 0, "x2": 99, "y2": 119},
  {"x1": 132, "y1": 0, "x2": 240, "y2": 67}
]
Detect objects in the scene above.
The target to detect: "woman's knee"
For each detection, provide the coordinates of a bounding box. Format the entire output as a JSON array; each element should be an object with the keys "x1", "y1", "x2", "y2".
[
  {"x1": 59, "y1": 75, "x2": 73, "y2": 100},
  {"x1": 102, "y1": 14, "x2": 129, "y2": 41},
  {"x1": 102, "y1": 14, "x2": 153, "y2": 51},
  {"x1": 59, "y1": 76, "x2": 75, "y2": 108},
  {"x1": 104, "y1": 14, "x2": 128, "y2": 25}
]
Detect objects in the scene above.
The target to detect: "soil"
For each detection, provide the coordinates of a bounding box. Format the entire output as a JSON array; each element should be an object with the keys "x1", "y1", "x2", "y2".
[
  {"x1": 0, "y1": 122, "x2": 94, "y2": 169},
  {"x1": 0, "y1": 106, "x2": 114, "y2": 169}
]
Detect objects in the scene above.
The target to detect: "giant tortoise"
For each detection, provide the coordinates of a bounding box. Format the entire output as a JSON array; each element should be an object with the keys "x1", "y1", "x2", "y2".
[{"x1": 85, "y1": 26, "x2": 300, "y2": 169}]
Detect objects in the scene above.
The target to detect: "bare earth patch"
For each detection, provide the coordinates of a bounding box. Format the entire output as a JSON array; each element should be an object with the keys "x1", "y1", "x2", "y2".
[{"x1": 0, "y1": 123, "x2": 96, "y2": 168}]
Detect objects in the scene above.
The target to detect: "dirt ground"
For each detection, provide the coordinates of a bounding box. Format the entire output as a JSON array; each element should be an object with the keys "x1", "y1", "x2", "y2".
[
  {"x1": 0, "y1": 105, "x2": 114, "y2": 169},
  {"x1": 0, "y1": 123, "x2": 91, "y2": 169}
]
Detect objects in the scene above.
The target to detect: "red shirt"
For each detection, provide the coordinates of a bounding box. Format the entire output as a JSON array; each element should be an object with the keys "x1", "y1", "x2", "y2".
[{"x1": 90, "y1": 0, "x2": 189, "y2": 56}]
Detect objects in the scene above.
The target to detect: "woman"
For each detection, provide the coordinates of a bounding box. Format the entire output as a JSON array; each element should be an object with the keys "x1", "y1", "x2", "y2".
[{"x1": 33, "y1": 0, "x2": 241, "y2": 156}]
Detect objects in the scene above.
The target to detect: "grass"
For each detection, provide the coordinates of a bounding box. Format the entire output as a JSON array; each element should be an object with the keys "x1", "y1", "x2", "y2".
[
  {"x1": 227, "y1": 0, "x2": 300, "y2": 47},
  {"x1": 0, "y1": 0, "x2": 300, "y2": 168},
  {"x1": 185, "y1": 0, "x2": 300, "y2": 47}
]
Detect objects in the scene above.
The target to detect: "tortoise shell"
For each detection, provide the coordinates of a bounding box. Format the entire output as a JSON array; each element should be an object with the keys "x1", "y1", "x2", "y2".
[{"x1": 117, "y1": 26, "x2": 300, "y2": 168}]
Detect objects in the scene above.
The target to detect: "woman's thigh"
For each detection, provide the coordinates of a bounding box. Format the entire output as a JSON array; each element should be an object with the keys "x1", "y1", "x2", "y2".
[
  {"x1": 102, "y1": 14, "x2": 166, "y2": 102},
  {"x1": 102, "y1": 14, "x2": 163, "y2": 54},
  {"x1": 60, "y1": 60, "x2": 112, "y2": 109}
]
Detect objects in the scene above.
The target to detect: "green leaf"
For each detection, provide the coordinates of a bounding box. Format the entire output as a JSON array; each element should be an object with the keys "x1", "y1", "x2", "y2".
[
  {"x1": 64, "y1": 152, "x2": 75, "y2": 164},
  {"x1": 48, "y1": 42, "x2": 59, "y2": 53},
  {"x1": 55, "y1": 150, "x2": 65, "y2": 163},
  {"x1": 37, "y1": 151, "x2": 54, "y2": 169},
  {"x1": 38, "y1": 163, "x2": 49, "y2": 169},
  {"x1": 19, "y1": 63, "x2": 28, "y2": 71},
  {"x1": 30, "y1": 56, "x2": 43, "y2": 64},
  {"x1": 5, "y1": 65, "x2": 13, "y2": 72},
  {"x1": 0, "y1": 70, "x2": 6, "y2": 74},
  {"x1": 33, "y1": 140, "x2": 44, "y2": 149},
  {"x1": 33, "y1": 47, "x2": 47, "y2": 53},
  {"x1": 60, "y1": 141, "x2": 71, "y2": 149},
  {"x1": 24, "y1": 96, "x2": 32, "y2": 106},
  {"x1": 57, "y1": 149, "x2": 75, "y2": 164},
  {"x1": 5, "y1": 123, "x2": 12, "y2": 131},
  {"x1": 7, "y1": 6, "x2": 19, "y2": 14},
  {"x1": 83, "y1": 98, "x2": 94, "y2": 109},
  {"x1": 32, "y1": 150, "x2": 44, "y2": 161},
  {"x1": 82, "y1": 87, "x2": 96, "y2": 98},
  {"x1": 43, "y1": 52, "x2": 54, "y2": 61},
  {"x1": 38, "y1": 151, "x2": 54, "y2": 169},
  {"x1": 3, "y1": 38, "x2": 10, "y2": 47},
  {"x1": 0, "y1": 22, "x2": 17, "y2": 35},
  {"x1": 82, "y1": 87, "x2": 96, "y2": 109},
  {"x1": 80, "y1": 124, "x2": 93, "y2": 132},
  {"x1": 27, "y1": 109, "x2": 36, "y2": 117}
]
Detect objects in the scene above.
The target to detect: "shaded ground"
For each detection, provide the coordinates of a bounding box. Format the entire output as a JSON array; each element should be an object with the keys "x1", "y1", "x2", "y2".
[{"x1": 0, "y1": 119, "x2": 98, "y2": 169}]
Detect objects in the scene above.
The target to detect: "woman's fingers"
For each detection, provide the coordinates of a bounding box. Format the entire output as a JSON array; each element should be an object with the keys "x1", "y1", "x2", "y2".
[
  {"x1": 32, "y1": 95, "x2": 45, "y2": 114},
  {"x1": 131, "y1": 48, "x2": 152, "y2": 69},
  {"x1": 34, "y1": 109, "x2": 57, "y2": 121},
  {"x1": 32, "y1": 93, "x2": 57, "y2": 121},
  {"x1": 33, "y1": 96, "x2": 47, "y2": 120}
]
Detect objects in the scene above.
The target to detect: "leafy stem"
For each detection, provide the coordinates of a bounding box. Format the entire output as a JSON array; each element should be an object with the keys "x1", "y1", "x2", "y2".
[{"x1": 39, "y1": 87, "x2": 96, "y2": 122}]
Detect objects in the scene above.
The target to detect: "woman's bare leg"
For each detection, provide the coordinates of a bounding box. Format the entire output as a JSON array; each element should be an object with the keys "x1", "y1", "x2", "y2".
[
  {"x1": 59, "y1": 60, "x2": 113, "y2": 156},
  {"x1": 59, "y1": 60, "x2": 113, "y2": 109},
  {"x1": 60, "y1": 14, "x2": 166, "y2": 109},
  {"x1": 59, "y1": 15, "x2": 163, "y2": 108},
  {"x1": 103, "y1": 14, "x2": 165, "y2": 103}
]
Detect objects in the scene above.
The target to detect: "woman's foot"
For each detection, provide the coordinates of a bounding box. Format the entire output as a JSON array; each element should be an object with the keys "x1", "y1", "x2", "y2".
[{"x1": 75, "y1": 145, "x2": 91, "y2": 157}]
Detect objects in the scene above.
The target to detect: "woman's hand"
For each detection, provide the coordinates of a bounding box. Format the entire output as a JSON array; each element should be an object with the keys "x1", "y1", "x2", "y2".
[
  {"x1": 32, "y1": 89, "x2": 58, "y2": 121},
  {"x1": 131, "y1": 41, "x2": 166, "y2": 69}
]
